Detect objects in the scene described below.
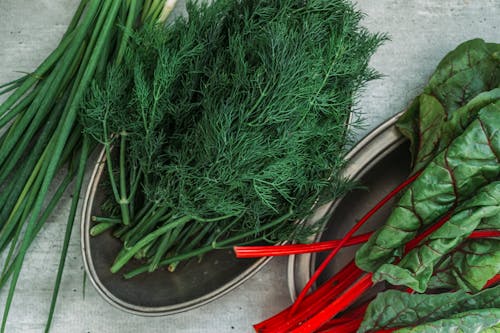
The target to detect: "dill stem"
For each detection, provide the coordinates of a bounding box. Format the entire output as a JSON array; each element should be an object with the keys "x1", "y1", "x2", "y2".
[
  {"x1": 165, "y1": 223, "x2": 216, "y2": 269},
  {"x1": 119, "y1": 133, "x2": 131, "y2": 225},
  {"x1": 111, "y1": 215, "x2": 192, "y2": 273},
  {"x1": 90, "y1": 222, "x2": 116, "y2": 236},
  {"x1": 124, "y1": 206, "x2": 171, "y2": 244},
  {"x1": 176, "y1": 222, "x2": 211, "y2": 253},
  {"x1": 127, "y1": 167, "x2": 142, "y2": 218},
  {"x1": 104, "y1": 142, "x2": 121, "y2": 203},
  {"x1": 148, "y1": 224, "x2": 184, "y2": 272},
  {"x1": 132, "y1": 200, "x2": 155, "y2": 224},
  {"x1": 124, "y1": 210, "x2": 294, "y2": 278},
  {"x1": 114, "y1": 225, "x2": 132, "y2": 239},
  {"x1": 92, "y1": 216, "x2": 122, "y2": 224},
  {"x1": 114, "y1": 201, "x2": 156, "y2": 240}
]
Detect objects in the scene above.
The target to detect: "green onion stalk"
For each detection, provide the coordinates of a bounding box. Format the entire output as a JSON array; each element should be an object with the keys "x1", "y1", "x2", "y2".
[{"x1": 0, "y1": 0, "x2": 177, "y2": 331}]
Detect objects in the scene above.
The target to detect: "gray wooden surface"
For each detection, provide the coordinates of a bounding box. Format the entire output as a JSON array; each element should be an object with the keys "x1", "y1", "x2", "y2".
[{"x1": 0, "y1": 0, "x2": 499, "y2": 332}]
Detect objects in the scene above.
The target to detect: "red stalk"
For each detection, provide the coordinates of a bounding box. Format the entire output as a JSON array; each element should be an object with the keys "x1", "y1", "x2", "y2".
[
  {"x1": 485, "y1": 274, "x2": 500, "y2": 288},
  {"x1": 404, "y1": 212, "x2": 452, "y2": 250},
  {"x1": 286, "y1": 211, "x2": 453, "y2": 333},
  {"x1": 290, "y1": 171, "x2": 422, "y2": 315},
  {"x1": 254, "y1": 261, "x2": 363, "y2": 333},
  {"x1": 234, "y1": 233, "x2": 372, "y2": 258},
  {"x1": 235, "y1": 230, "x2": 500, "y2": 258},
  {"x1": 316, "y1": 302, "x2": 369, "y2": 332},
  {"x1": 316, "y1": 317, "x2": 364, "y2": 333},
  {"x1": 290, "y1": 274, "x2": 374, "y2": 333},
  {"x1": 282, "y1": 269, "x2": 364, "y2": 332},
  {"x1": 469, "y1": 230, "x2": 500, "y2": 239}
]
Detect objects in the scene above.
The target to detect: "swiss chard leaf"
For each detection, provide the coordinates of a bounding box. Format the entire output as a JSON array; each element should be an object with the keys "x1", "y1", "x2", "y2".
[
  {"x1": 396, "y1": 39, "x2": 500, "y2": 172},
  {"x1": 439, "y1": 90, "x2": 500, "y2": 153},
  {"x1": 357, "y1": 285, "x2": 500, "y2": 333},
  {"x1": 356, "y1": 107, "x2": 500, "y2": 272},
  {"x1": 428, "y1": 238, "x2": 500, "y2": 292},
  {"x1": 394, "y1": 309, "x2": 500, "y2": 333},
  {"x1": 373, "y1": 182, "x2": 500, "y2": 292},
  {"x1": 426, "y1": 39, "x2": 500, "y2": 113}
]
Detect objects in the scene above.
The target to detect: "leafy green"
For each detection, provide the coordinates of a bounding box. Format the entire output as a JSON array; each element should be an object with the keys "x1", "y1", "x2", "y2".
[
  {"x1": 396, "y1": 39, "x2": 500, "y2": 172},
  {"x1": 356, "y1": 106, "x2": 500, "y2": 272},
  {"x1": 358, "y1": 285, "x2": 500, "y2": 333},
  {"x1": 82, "y1": 0, "x2": 386, "y2": 274},
  {"x1": 394, "y1": 309, "x2": 500, "y2": 333},
  {"x1": 356, "y1": 39, "x2": 500, "y2": 333},
  {"x1": 373, "y1": 181, "x2": 500, "y2": 292},
  {"x1": 427, "y1": 238, "x2": 500, "y2": 292}
]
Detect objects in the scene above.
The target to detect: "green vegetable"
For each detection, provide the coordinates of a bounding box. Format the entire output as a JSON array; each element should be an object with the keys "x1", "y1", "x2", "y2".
[
  {"x1": 356, "y1": 106, "x2": 500, "y2": 272},
  {"x1": 395, "y1": 310, "x2": 500, "y2": 333},
  {"x1": 358, "y1": 286, "x2": 500, "y2": 333},
  {"x1": 354, "y1": 38, "x2": 500, "y2": 333},
  {"x1": 82, "y1": 0, "x2": 386, "y2": 275},
  {"x1": 427, "y1": 238, "x2": 500, "y2": 292},
  {"x1": 373, "y1": 181, "x2": 500, "y2": 292},
  {"x1": 396, "y1": 39, "x2": 500, "y2": 172}
]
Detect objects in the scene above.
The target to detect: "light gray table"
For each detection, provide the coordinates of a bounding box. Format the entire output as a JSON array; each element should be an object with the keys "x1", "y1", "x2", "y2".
[{"x1": 0, "y1": 1, "x2": 499, "y2": 332}]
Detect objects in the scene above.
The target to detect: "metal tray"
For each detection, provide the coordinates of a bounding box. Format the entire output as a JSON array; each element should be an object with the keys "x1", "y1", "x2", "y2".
[
  {"x1": 81, "y1": 149, "x2": 273, "y2": 316},
  {"x1": 288, "y1": 113, "x2": 410, "y2": 299}
]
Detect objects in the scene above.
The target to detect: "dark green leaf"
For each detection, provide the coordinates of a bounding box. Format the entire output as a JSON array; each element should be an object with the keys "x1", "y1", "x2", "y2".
[
  {"x1": 426, "y1": 40, "x2": 500, "y2": 113},
  {"x1": 358, "y1": 285, "x2": 500, "y2": 332},
  {"x1": 395, "y1": 309, "x2": 500, "y2": 333},
  {"x1": 373, "y1": 181, "x2": 500, "y2": 292},
  {"x1": 396, "y1": 39, "x2": 500, "y2": 172},
  {"x1": 356, "y1": 107, "x2": 500, "y2": 272},
  {"x1": 428, "y1": 239, "x2": 500, "y2": 292}
]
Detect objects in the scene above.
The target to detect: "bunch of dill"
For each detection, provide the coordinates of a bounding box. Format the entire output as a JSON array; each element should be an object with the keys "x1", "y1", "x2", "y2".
[{"x1": 81, "y1": 0, "x2": 386, "y2": 276}]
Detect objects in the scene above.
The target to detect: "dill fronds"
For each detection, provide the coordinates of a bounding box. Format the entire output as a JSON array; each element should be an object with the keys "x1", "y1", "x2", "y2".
[{"x1": 81, "y1": 0, "x2": 386, "y2": 276}]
